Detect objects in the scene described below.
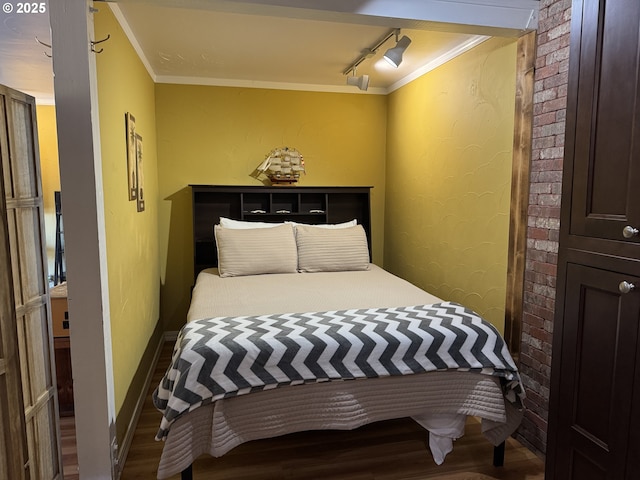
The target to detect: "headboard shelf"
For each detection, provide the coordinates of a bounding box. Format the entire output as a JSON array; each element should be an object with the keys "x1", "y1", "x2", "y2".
[{"x1": 190, "y1": 185, "x2": 372, "y2": 278}]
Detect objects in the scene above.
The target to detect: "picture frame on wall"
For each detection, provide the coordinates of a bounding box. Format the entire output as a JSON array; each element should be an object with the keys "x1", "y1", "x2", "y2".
[
  {"x1": 136, "y1": 133, "x2": 145, "y2": 212},
  {"x1": 125, "y1": 112, "x2": 137, "y2": 201}
]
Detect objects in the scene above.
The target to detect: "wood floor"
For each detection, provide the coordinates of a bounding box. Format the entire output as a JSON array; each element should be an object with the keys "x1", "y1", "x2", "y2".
[
  {"x1": 59, "y1": 342, "x2": 546, "y2": 479},
  {"x1": 115, "y1": 342, "x2": 545, "y2": 480},
  {"x1": 60, "y1": 415, "x2": 79, "y2": 480}
]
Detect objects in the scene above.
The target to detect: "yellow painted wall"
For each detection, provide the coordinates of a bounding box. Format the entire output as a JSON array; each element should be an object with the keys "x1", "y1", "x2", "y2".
[
  {"x1": 36, "y1": 105, "x2": 60, "y2": 280},
  {"x1": 155, "y1": 85, "x2": 387, "y2": 330},
  {"x1": 384, "y1": 37, "x2": 517, "y2": 331},
  {"x1": 95, "y1": 7, "x2": 160, "y2": 414}
]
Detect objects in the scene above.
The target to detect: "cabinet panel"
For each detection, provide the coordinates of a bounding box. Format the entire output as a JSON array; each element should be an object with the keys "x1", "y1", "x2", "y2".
[
  {"x1": 566, "y1": 0, "x2": 640, "y2": 242},
  {"x1": 551, "y1": 261, "x2": 640, "y2": 480},
  {"x1": 627, "y1": 340, "x2": 640, "y2": 476},
  {"x1": 570, "y1": 454, "x2": 607, "y2": 480}
]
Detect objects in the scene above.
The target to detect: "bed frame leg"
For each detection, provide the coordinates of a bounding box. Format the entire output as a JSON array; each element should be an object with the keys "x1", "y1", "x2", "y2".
[
  {"x1": 181, "y1": 464, "x2": 193, "y2": 480},
  {"x1": 493, "y1": 441, "x2": 505, "y2": 467}
]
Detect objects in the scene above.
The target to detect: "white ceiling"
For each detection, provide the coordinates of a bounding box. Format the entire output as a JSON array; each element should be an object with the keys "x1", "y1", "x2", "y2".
[
  {"x1": 0, "y1": 0, "x2": 539, "y2": 103},
  {"x1": 0, "y1": 3, "x2": 53, "y2": 101}
]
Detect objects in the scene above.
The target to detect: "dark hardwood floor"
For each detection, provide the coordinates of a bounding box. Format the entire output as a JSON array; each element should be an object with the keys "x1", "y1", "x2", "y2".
[
  {"x1": 60, "y1": 415, "x2": 79, "y2": 480},
  {"x1": 116, "y1": 342, "x2": 545, "y2": 480},
  {"x1": 59, "y1": 342, "x2": 545, "y2": 479}
]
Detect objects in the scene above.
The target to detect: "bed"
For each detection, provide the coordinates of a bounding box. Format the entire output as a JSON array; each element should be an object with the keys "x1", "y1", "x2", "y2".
[{"x1": 152, "y1": 216, "x2": 524, "y2": 480}]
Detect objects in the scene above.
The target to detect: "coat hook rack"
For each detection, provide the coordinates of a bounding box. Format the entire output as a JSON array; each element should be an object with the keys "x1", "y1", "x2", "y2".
[
  {"x1": 91, "y1": 34, "x2": 110, "y2": 53},
  {"x1": 35, "y1": 36, "x2": 52, "y2": 58}
]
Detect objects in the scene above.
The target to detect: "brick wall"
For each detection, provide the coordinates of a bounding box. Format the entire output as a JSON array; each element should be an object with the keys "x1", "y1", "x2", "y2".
[{"x1": 517, "y1": 0, "x2": 572, "y2": 456}]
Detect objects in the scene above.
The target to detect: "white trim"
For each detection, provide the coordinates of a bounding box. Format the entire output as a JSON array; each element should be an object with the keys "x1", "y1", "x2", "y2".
[
  {"x1": 155, "y1": 75, "x2": 387, "y2": 94},
  {"x1": 32, "y1": 94, "x2": 56, "y2": 106},
  {"x1": 108, "y1": 3, "x2": 157, "y2": 82},
  {"x1": 49, "y1": 1, "x2": 116, "y2": 477},
  {"x1": 386, "y1": 35, "x2": 490, "y2": 93}
]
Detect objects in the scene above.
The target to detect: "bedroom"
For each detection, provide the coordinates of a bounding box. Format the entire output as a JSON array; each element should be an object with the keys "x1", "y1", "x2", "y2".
[{"x1": 1, "y1": 0, "x2": 565, "y2": 478}]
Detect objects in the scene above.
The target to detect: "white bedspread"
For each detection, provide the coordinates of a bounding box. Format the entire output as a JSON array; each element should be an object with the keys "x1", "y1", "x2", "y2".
[
  {"x1": 187, "y1": 264, "x2": 442, "y2": 322},
  {"x1": 156, "y1": 266, "x2": 523, "y2": 479}
]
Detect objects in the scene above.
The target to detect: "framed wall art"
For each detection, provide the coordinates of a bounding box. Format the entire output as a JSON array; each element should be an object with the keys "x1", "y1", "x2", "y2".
[
  {"x1": 135, "y1": 133, "x2": 145, "y2": 212},
  {"x1": 125, "y1": 112, "x2": 137, "y2": 201}
]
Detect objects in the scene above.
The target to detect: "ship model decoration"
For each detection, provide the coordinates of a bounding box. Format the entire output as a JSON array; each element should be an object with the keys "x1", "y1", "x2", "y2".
[{"x1": 255, "y1": 147, "x2": 305, "y2": 185}]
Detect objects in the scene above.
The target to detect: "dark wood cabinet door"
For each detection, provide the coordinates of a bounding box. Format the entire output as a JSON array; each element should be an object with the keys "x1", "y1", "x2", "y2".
[
  {"x1": 549, "y1": 261, "x2": 640, "y2": 480},
  {"x1": 565, "y1": 0, "x2": 640, "y2": 244},
  {"x1": 551, "y1": 1, "x2": 640, "y2": 478}
]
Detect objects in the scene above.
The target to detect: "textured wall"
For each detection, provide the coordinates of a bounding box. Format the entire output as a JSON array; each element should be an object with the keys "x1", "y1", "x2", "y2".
[
  {"x1": 517, "y1": 0, "x2": 571, "y2": 456},
  {"x1": 384, "y1": 37, "x2": 517, "y2": 331},
  {"x1": 154, "y1": 85, "x2": 388, "y2": 331},
  {"x1": 35, "y1": 105, "x2": 60, "y2": 279},
  {"x1": 95, "y1": 7, "x2": 161, "y2": 416}
]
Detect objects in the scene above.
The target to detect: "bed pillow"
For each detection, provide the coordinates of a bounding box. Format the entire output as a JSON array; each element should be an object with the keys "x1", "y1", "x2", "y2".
[
  {"x1": 219, "y1": 217, "x2": 281, "y2": 229},
  {"x1": 295, "y1": 224, "x2": 370, "y2": 273},
  {"x1": 287, "y1": 219, "x2": 357, "y2": 229},
  {"x1": 215, "y1": 223, "x2": 298, "y2": 277}
]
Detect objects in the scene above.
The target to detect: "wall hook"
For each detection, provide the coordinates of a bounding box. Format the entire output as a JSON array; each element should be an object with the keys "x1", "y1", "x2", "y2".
[
  {"x1": 91, "y1": 34, "x2": 111, "y2": 53},
  {"x1": 35, "y1": 36, "x2": 52, "y2": 57}
]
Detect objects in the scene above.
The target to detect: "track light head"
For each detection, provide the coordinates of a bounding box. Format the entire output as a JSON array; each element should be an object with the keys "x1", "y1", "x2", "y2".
[
  {"x1": 347, "y1": 74, "x2": 370, "y2": 91},
  {"x1": 383, "y1": 35, "x2": 411, "y2": 68}
]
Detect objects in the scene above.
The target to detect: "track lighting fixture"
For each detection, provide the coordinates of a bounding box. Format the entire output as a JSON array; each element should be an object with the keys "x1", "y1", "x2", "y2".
[
  {"x1": 342, "y1": 28, "x2": 412, "y2": 88},
  {"x1": 346, "y1": 68, "x2": 370, "y2": 91},
  {"x1": 383, "y1": 31, "x2": 412, "y2": 68}
]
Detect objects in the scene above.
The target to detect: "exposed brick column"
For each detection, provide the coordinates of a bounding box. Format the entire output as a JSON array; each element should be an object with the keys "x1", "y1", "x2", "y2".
[{"x1": 517, "y1": 0, "x2": 572, "y2": 456}]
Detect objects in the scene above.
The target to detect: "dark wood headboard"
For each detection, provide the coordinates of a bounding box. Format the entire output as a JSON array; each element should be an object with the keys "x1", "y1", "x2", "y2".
[{"x1": 190, "y1": 185, "x2": 372, "y2": 278}]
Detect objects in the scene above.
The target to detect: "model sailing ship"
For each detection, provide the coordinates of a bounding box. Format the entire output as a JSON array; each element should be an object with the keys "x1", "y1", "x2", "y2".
[{"x1": 255, "y1": 147, "x2": 305, "y2": 185}]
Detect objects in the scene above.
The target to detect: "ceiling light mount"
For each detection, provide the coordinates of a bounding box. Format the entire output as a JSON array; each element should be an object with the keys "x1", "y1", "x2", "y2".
[{"x1": 342, "y1": 28, "x2": 402, "y2": 77}]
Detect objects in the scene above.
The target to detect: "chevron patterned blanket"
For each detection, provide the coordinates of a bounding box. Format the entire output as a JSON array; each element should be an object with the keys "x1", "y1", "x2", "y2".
[{"x1": 153, "y1": 301, "x2": 524, "y2": 440}]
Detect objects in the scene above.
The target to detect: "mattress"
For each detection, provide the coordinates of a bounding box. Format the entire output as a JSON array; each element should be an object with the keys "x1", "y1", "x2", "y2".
[
  {"x1": 156, "y1": 266, "x2": 522, "y2": 479},
  {"x1": 187, "y1": 264, "x2": 442, "y2": 321}
]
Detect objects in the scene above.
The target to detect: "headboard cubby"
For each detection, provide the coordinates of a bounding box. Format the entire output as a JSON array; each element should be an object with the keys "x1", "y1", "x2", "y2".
[{"x1": 190, "y1": 185, "x2": 372, "y2": 278}]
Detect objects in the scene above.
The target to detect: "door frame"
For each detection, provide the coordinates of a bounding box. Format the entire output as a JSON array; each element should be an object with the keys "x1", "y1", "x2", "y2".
[{"x1": 49, "y1": 1, "x2": 117, "y2": 478}]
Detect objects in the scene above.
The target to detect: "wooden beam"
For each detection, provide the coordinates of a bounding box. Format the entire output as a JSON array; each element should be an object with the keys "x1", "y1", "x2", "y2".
[{"x1": 504, "y1": 30, "x2": 536, "y2": 364}]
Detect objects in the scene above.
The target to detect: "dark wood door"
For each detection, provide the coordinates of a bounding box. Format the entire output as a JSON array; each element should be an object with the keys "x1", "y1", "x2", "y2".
[
  {"x1": 565, "y1": 0, "x2": 640, "y2": 245},
  {"x1": 548, "y1": 0, "x2": 640, "y2": 478},
  {"x1": 550, "y1": 260, "x2": 640, "y2": 479}
]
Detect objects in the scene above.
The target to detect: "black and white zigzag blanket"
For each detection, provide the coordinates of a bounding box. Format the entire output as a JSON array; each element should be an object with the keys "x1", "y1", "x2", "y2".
[{"x1": 153, "y1": 301, "x2": 524, "y2": 440}]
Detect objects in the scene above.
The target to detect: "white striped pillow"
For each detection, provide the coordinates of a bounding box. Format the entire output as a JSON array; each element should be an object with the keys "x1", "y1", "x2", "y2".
[
  {"x1": 295, "y1": 224, "x2": 370, "y2": 273},
  {"x1": 215, "y1": 223, "x2": 298, "y2": 277}
]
